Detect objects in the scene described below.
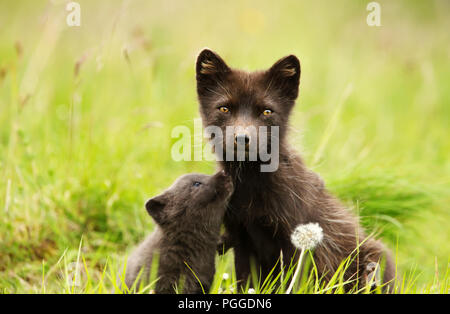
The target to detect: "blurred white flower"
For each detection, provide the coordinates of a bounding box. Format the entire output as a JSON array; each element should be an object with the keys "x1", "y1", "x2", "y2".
[
  {"x1": 290, "y1": 222, "x2": 324, "y2": 251},
  {"x1": 365, "y1": 262, "x2": 381, "y2": 287},
  {"x1": 222, "y1": 273, "x2": 229, "y2": 280},
  {"x1": 247, "y1": 288, "x2": 255, "y2": 294}
]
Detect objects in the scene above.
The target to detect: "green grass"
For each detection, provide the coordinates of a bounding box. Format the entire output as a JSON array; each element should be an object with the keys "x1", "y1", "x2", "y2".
[
  {"x1": 33, "y1": 240, "x2": 450, "y2": 294},
  {"x1": 0, "y1": 0, "x2": 449, "y2": 293}
]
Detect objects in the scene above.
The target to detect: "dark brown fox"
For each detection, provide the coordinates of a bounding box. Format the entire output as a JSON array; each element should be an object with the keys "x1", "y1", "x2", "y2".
[
  {"x1": 195, "y1": 49, "x2": 395, "y2": 292},
  {"x1": 125, "y1": 171, "x2": 233, "y2": 293}
]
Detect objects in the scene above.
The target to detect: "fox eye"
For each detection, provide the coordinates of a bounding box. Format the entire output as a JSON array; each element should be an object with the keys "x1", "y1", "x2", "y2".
[
  {"x1": 193, "y1": 181, "x2": 202, "y2": 187},
  {"x1": 219, "y1": 106, "x2": 229, "y2": 113},
  {"x1": 263, "y1": 109, "x2": 273, "y2": 116}
]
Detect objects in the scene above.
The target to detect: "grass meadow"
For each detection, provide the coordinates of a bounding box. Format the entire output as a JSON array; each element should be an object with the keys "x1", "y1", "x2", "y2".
[{"x1": 0, "y1": 0, "x2": 449, "y2": 293}]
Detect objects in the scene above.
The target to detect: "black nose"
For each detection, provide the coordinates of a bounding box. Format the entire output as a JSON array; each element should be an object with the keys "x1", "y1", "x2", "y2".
[{"x1": 234, "y1": 133, "x2": 250, "y2": 146}]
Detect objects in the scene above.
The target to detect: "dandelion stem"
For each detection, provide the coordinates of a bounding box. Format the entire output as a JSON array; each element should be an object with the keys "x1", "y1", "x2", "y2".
[
  {"x1": 280, "y1": 249, "x2": 284, "y2": 285},
  {"x1": 286, "y1": 249, "x2": 306, "y2": 294}
]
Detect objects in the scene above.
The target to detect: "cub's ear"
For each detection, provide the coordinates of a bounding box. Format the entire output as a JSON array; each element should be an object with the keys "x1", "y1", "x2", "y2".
[
  {"x1": 196, "y1": 48, "x2": 230, "y2": 96},
  {"x1": 145, "y1": 194, "x2": 168, "y2": 224},
  {"x1": 266, "y1": 55, "x2": 301, "y2": 101}
]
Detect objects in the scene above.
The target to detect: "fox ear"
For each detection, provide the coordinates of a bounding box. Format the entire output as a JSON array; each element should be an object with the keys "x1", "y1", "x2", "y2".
[
  {"x1": 266, "y1": 55, "x2": 301, "y2": 101},
  {"x1": 145, "y1": 194, "x2": 168, "y2": 224},
  {"x1": 196, "y1": 49, "x2": 230, "y2": 96},
  {"x1": 196, "y1": 49, "x2": 230, "y2": 76}
]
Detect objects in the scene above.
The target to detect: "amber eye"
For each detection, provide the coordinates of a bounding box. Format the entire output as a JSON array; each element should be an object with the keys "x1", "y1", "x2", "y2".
[
  {"x1": 263, "y1": 109, "x2": 273, "y2": 116},
  {"x1": 219, "y1": 106, "x2": 229, "y2": 113}
]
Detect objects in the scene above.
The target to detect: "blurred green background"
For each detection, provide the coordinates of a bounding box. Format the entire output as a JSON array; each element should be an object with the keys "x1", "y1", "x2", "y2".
[{"x1": 0, "y1": 0, "x2": 449, "y2": 293}]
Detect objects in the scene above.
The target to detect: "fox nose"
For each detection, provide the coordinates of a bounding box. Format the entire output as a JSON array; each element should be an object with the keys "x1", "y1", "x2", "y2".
[{"x1": 234, "y1": 133, "x2": 250, "y2": 146}]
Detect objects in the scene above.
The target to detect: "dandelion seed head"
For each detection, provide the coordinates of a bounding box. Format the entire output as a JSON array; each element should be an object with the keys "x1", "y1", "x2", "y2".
[
  {"x1": 247, "y1": 288, "x2": 255, "y2": 294},
  {"x1": 290, "y1": 222, "x2": 323, "y2": 250}
]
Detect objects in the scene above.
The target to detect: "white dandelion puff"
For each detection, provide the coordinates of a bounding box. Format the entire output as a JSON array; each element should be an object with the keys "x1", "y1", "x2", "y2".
[
  {"x1": 222, "y1": 273, "x2": 229, "y2": 280},
  {"x1": 290, "y1": 222, "x2": 324, "y2": 251},
  {"x1": 247, "y1": 288, "x2": 255, "y2": 294},
  {"x1": 286, "y1": 222, "x2": 324, "y2": 294}
]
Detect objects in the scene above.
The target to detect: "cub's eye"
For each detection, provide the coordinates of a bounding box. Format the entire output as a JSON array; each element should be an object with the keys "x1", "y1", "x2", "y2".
[
  {"x1": 193, "y1": 181, "x2": 202, "y2": 187},
  {"x1": 219, "y1": 106, "x2": 229, "y2": 113},
  {"x1": 263, "y1": 109, "x2": 273, "y2": 116}
]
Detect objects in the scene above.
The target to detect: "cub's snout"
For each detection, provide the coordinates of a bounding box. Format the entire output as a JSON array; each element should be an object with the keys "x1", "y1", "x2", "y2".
[{"x1": 211, "y1": 170, "x2": 234, "y2": 199}]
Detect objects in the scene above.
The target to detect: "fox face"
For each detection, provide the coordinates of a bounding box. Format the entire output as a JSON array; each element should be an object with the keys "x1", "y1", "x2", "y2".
[{"x1": 195, "y1": 49, "x2": 301, "y2": 169}]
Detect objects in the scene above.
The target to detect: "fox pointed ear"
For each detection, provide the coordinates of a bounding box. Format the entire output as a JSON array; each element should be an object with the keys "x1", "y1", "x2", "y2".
[
  {"x1": 196, "y1": 49, "x2": 230, "y2": 76},
  {"x1": 145, "y1": 194, "x2": 168, "y2": 224},
  {"x1": 266, "y1": 55, "x2": 301, "y2": 101},
  {"x1": 196, "y1": 49, "x2": 230, "y2": 97}
]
